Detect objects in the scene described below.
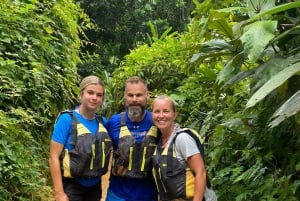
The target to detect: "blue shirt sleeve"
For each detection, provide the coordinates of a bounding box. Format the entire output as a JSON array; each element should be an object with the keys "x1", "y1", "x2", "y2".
[
  {"x1": 51, "y1": 112, "x2": 72, "y2": 148},
  {"x1": 105, "y1": 114, "x2": 121, "y2": 150}
]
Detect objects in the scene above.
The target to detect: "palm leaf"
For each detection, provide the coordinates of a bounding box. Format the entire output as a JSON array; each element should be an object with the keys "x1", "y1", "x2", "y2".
[
  {"x1": 246, "y1": 1, "x2": 300, "y2": 23},
  {"x1": 269, "y1": 90, "x2": 300, "y2": 128},
  {"x1": 240, "y1": 20, "x2": 277, "y2": 62},
  {"x1": 246, "y1": 62, "x2": 300, "y2": 108}
]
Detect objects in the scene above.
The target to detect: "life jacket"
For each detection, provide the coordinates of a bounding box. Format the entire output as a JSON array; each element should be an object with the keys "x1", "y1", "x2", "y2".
[
  {"x1": 60, "y1": 111, "x2": 112, "y2": 178},
  {"x1": 152, "y1": 128, "x2": 205, "y2": 200},
  {"x1": 111, "y1": 112, "x2": 158, "y2": 179}
]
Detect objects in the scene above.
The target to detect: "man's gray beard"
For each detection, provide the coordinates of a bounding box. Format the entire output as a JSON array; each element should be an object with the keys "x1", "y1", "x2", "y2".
[{"x1": 127, "y1": 106, "x2": 145, "y2": 119}]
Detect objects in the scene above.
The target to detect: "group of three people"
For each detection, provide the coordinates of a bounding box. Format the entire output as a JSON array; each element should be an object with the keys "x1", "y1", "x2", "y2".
[{"x1": 49, "y1": 75, "x2": 207, "y2": 201}]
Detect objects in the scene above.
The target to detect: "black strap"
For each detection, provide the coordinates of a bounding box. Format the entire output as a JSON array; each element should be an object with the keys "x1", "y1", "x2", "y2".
[
  {"x1": 166, "y1": 141, "x2": 174, "y2": 175},
  {"x1": 120, "y1": 112, "x2": 126, "y2": 126},
  {"x1": 166, "y1": 129, "x2": 205, "y2": 175},
  {"x1": 95, "y1": 113, "x2": 103, "y2": 124},
  {"x1": 56, "y1": 110, "x2": 78, "y2": 147},
  {"x1": 176, "y1": 129, "x2": 205, "y2": 158},
  {"x1": 69, "y1": 112, "x2": 78, "y2": 146},
  {"x1": 69, "y1": 111, "x2": 103, "y2": 146}
]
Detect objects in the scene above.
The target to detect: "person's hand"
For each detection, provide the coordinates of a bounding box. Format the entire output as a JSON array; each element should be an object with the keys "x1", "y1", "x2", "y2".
[{"x1": 55, "y1": 191, "x2": 69, "y2": 201}]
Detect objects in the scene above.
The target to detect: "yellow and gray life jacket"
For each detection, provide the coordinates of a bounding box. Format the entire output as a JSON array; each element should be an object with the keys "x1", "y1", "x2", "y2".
[
  {"x1": 152, "y1": 128, "x2": 205, "y2": 200},
  {"x1": 60, "y1": 111, "x2": 112, "y2": 178},
  {"x1": 111, "y1": 112, "x2": 158, "y2": 179}
]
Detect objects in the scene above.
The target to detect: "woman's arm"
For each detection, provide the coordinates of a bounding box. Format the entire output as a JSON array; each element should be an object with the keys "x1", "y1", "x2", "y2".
[
  {"x1": 187, "y1": 153, "x2": 206, "y2": 201},
  {"x1": 49, "y1": 140, "x2": 69, "y2": 201}
]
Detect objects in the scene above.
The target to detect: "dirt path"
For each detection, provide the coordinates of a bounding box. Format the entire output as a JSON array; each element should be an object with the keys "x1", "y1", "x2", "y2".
[
  {"x1": 101, "y1": 169, "x2": 110, "y2": 201},
  {"x1": 101, "y1": 153, "x2": 112, "y2": 201}
]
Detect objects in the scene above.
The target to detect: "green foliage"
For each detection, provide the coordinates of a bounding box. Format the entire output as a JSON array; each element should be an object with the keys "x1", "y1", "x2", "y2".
[
  {"x1": 75, "y1": 0, "x2": 196, "y2": 72},
  {"x1": 0, "y1": 109, "x2": 52, "y2": 201},
  {"x1": 240, "y1": 20, "x2": 278, "y2": 62},
  {"x1": 108, "y1": 0, "x2": 300, "y2": 200},
  {"x1": 0, "y1": 0, "x2": 88, "y2": 117},
  {"x1": 269, "y1": 89, "x2": 300, "y2": 128},
  {"x1": 0, "y1": 0, "x2": 90, "y2": 199},
  {"x1": 247, "y1": 62, "x2": 300, "y2": 108},
  {"x1": 1, "y1": 0, "x2": 300, "y2": 200},
  {"x1": 108, "y1": 32, "x2": 187, "y2": 111}
]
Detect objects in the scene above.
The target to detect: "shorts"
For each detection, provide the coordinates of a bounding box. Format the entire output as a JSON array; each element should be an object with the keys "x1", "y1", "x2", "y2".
[
  {"x1": 106, "y1": 188, "x2": 125, "y2": 201},
  {"x1": 63, "y1": 178, "x2": 101, "y2": 201},
  {"x1": 106, "y1": 188, "x2": 158, "y2": 201}
]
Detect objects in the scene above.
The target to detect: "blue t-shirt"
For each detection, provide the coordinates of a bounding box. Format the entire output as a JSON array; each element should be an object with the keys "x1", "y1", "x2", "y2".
[
  {"x1": 105, "y1": 110, "x2": 158, "y2": 201},
  {"x1": 51, "y1": 109, "x2": 106, "y2": 187}
]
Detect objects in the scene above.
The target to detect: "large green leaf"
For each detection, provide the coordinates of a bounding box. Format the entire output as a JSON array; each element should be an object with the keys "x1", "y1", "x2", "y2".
[
  {"x1": 209, "y1": 10, "x2": 234, "y2": 38},
  {"x1": 246, "y1": 62, "x2": 300, "y2": 108},
  {"x1": 250, "y1": 55, "x2": 292, "y2": 92},
  {"x1": 217, "y1": 52, "x2": 245, "y2": 85},
  {"x1": 240, "y1": 20, "x2": 277, "y2": 62},
  {"x1": 201, "y1": 39, "x2": 234, "y2": 53},
  {"x1": 246, "y1": 1, "x2": 300, "y2": 23},
  {"x1": 268, "y1": 90, "x2": 300, "y2": 128},
  {"x1": 246, "y1": 0, "x2": 276, "y2": 18}
]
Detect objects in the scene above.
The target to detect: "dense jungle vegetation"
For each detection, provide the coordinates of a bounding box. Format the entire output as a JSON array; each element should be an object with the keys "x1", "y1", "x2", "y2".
[{"x1": 1, "y1": 0, "x2": 300, "y2": 200}]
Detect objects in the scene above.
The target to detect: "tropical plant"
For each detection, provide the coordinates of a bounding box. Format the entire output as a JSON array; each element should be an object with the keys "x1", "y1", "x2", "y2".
[
  {"x1": 107, "y1": 0, "x2": 300, "y2": 199},
  {"x1": 0, "y1": 0, "x2": 90, "y2": 199},
  {"x1": 75, "y1": 0, "x2": 196, "y2": 73}
]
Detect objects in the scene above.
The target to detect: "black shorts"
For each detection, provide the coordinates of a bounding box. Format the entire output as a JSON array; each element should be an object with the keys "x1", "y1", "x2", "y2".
[{"x1": 63, "y1": 178, "x2": 101, "y2": 201}]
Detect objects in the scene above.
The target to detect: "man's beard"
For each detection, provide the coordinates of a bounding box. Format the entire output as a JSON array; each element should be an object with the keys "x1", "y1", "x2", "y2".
[{"x1": 126, "y1": 105, "x2": 146, "y2": 119}]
